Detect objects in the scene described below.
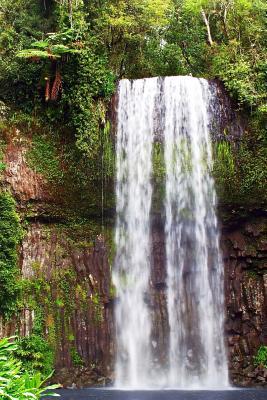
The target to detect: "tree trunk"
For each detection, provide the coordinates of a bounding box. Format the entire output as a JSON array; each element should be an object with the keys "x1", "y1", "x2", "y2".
[
  {"x1": 201, "y1": 8, "x2": 213, "y2": 46},
  {"x1": 68, "y1": 0, "x2": 73, "y2": 28}
]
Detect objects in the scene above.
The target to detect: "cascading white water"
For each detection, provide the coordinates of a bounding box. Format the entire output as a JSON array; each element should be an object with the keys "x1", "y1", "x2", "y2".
[
  {"x1": 113, "y1": 78, "x2": 158, "y2": 388},
  {"x1": 113, "y1": 76, "x2": 228, "y2": 389},
  {"x1": 163, "y1": 77, "x2": 228, "y2": 388}
]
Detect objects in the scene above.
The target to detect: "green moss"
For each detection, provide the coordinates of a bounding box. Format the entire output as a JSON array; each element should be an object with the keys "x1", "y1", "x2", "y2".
[
  {"x1": 92, "y1": 293, "x2": 103, "y2": 323},
  {"x1": 109, "y1": 284, "x2": 116, "y2": 299},
  {"x1": 70, "y1": 346, "x2": 84, "y2": 367},
  {"x1": 102, "y1": 120, "x2": 115, "y2": 179},
  {"x1": 213, "y1": 136, "x2": 267, "y2": 205},
  {"x1": 20, "y1": 278, "x2": 57, "y2": 370},
  {"x1": 26, "y1": 134, "x2": 63, "y2": 183},
  {"x1": 31, "y1": 261, "x2": 42, "y2": 274},
  {"x1": 23, "y1": 126, "x2": 115, "y2": 219},
  {"x1": 213, "y1": 141, "x2": 236, "y2": 201},
  {"x1": 152, "y1": 141, "x2": 165, "y2": 180},
  {"x1": 152, "y1": 141, "x2": 165, "y2": 212},
  {"x1": 0, "y1": 139, "x2": 6, "y2": 177},
  {"x1": 245, "y1": 270, "x2": 258, "y2": 279}
]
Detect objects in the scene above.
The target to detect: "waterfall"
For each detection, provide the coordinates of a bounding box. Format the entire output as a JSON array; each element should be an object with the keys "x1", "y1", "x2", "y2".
[
  {"x1": 113, "y1": 76, "x2": 228, "y2": 389},
  {"x1": 113, "y1": 78, "x2": 158, "y2": 388},
  {"x1": 164, "y1": 77, "x2": 228, "y2": 388}
]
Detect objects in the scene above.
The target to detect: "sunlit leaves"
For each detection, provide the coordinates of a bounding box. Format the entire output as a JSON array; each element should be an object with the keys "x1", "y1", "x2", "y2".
[
  {"x1": 0, "y1": 337, "x2": 60, "y2": 399},
  {"x1": 106, "y1": 0, "x2": 173, "y2": 31}
]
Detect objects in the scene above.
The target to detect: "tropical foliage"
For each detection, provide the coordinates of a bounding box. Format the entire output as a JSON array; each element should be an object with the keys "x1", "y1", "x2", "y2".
[
  {"x1": 254, "y1": 345, "x2": 267, "y2": 368},
  {"x1": 0, "y1": 192, "x2": 23, "y2": 319},
  {"x1": 0, "y1": 337, "x2": 59, "y2": 399},
  {"x1": 0, "y1": 0, "x2": 266, "y2": 120}
]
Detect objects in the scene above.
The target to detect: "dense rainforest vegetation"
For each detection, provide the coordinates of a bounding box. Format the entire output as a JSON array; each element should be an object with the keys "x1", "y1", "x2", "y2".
[
  {"x1": 0, "y1": 0, "x2": 266, "y2": 201},
  {"x1": 0, "y1": 0, "x2": 266, "y2": 397}
]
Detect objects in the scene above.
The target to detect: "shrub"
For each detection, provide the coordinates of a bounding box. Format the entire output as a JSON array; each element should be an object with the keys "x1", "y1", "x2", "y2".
[
  {"x1": 15, "y1": 335, "x2": 54, "y2": 377},
  {"x1": 0, "y1": 337, "x2": 59, "y2": 399},
  {"x1": 254, "y1": 345, "x2": 267, "y2": 368},
  {"x1": 0, "y1": 192, "x2": 23, "y2": 319}
]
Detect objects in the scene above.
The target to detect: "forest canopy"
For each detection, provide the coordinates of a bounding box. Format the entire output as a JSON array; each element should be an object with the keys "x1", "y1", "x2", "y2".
[
  {"x1": 0, "y1": 0, "x2": 266, "y2": 201},
  {"x1": 0, "y1": 0, "x2": 266, "y2": 110}
]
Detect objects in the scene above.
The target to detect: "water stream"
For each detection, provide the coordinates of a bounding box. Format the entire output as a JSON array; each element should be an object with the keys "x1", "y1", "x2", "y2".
[
  {"x1": 113, "y1": 79, "x2": 158, "y2": 388},
  {"x1": 164, "y1": 77, "x2": 228, "y2": 388},
  {"x1": 113, "y1": 76, "x2": 228, "y2": 389}
]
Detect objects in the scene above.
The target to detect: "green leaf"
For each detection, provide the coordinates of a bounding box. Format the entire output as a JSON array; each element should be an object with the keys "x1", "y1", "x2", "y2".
[
  {"x1": 31, "y1": 41, "x2": 49, "y2": 49},
  {"x1": 16, "y1": 49, "x2": 56, "y2": 59}
]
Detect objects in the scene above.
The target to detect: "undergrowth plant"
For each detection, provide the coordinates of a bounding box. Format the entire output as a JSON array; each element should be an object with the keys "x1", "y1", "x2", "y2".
[
  {"x1": 0, "y1": 192, "x2": 23, "y2": 319},
  {"x1": 254, "y1": 345, "x2": 267, "y2": 368},
  {"x1": 0, "y1": 337, "x2": 60, "y2": 399},
  {"x1": 14, "y1": 335, "x2": 54, "y2": 378}
]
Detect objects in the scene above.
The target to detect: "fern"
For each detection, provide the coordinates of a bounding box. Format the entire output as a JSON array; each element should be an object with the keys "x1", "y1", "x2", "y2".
[{"x1": 17, "y1": 49, "x2": 59, "y2": 59}]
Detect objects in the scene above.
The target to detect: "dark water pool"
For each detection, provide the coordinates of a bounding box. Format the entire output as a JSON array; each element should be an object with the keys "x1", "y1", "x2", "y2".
[{"x1": 44, "y1": 388, "x2": 267, "y2": 400}]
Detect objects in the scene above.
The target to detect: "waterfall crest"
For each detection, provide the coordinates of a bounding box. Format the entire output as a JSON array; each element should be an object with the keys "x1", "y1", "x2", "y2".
[{"x1": 113, "y1": 76, "x2": 228, "y2": 389}]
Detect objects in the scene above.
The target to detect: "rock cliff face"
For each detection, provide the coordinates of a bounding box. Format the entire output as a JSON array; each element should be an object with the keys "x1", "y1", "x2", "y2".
[
  {"x1": 1, "y1": 123, "x2": 266, "y2": 387},
  {"x1": 221, "y1": 210, "x2": 267, "y2": 385},
  {"x1": 3, "y1": 129, "x2": 52, "y2": 203},
  {"x1": 1, "y1": 133, "x2": 115, "y2": 386},
  {"x1": 20, "y1": 223, "x2": 115, "y2": 387}
]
